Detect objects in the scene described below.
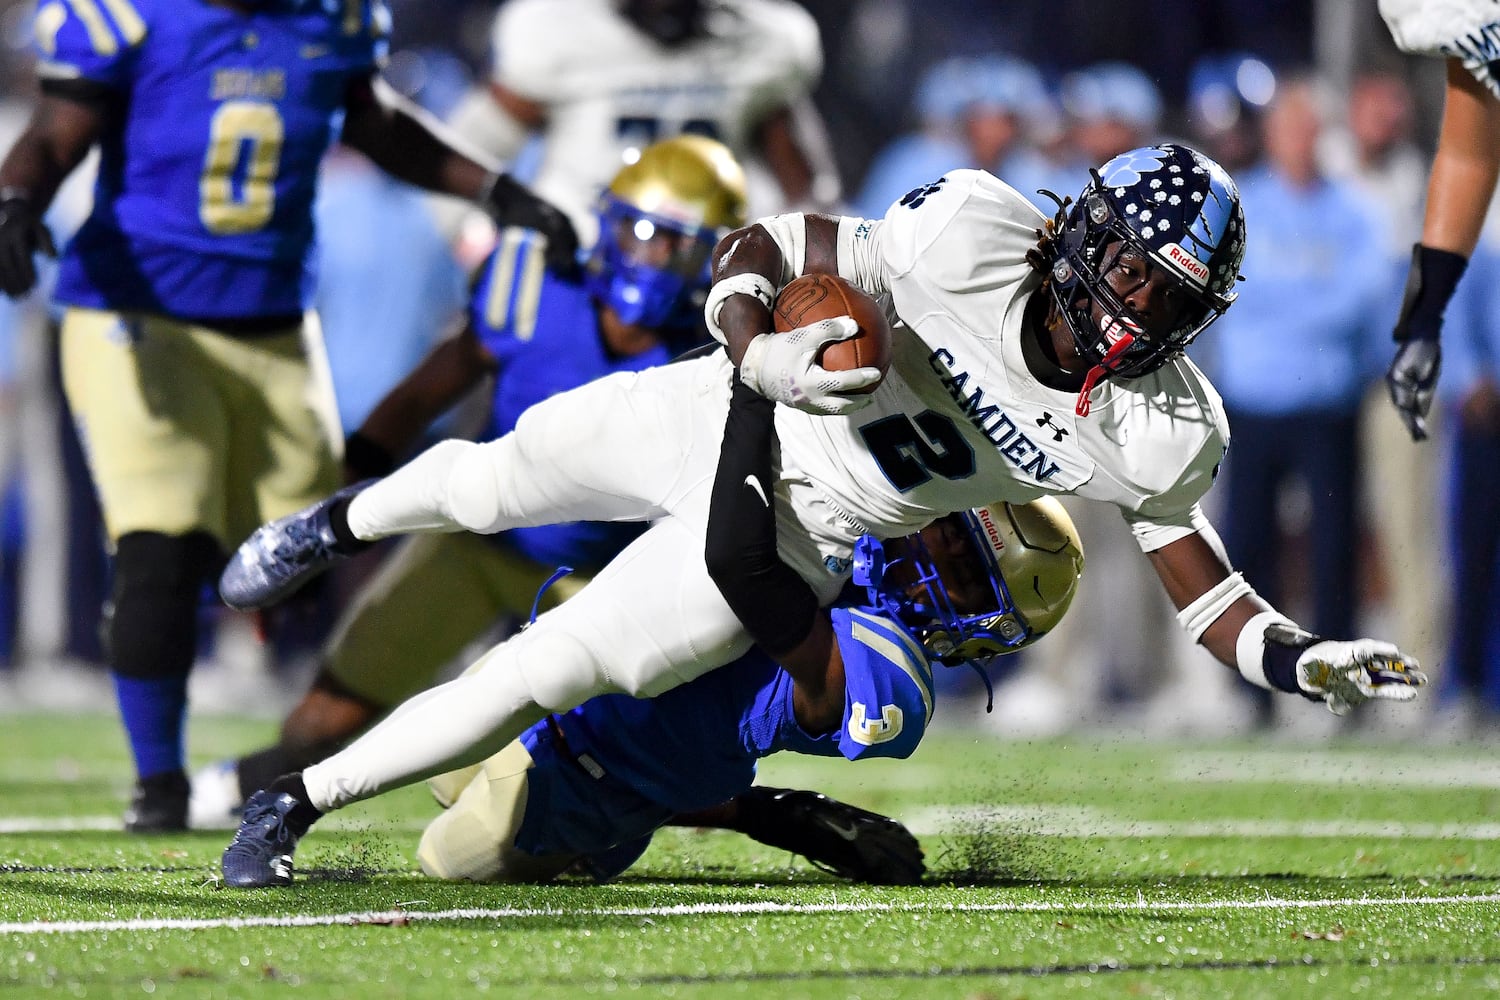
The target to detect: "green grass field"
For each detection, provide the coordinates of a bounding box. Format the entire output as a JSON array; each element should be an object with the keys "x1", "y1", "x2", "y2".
[{"x1": 3, "y1": 711, "x2": 1499, "y2": 999}]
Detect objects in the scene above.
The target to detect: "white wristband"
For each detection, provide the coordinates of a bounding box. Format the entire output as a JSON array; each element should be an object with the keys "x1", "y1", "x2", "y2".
[
  {"x1": 1234, "y1": 609, "x2": 1296, "y2": 689},
  {"x1": 704, "y1": 273, "x2": 777, "y2": 346},
  {"x1": 1174, "y1": 571, "x2": 1253, "y2": 642}
]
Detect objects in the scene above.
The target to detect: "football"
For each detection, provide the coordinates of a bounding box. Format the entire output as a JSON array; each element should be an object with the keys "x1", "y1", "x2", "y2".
[{"x1": 772, "y1": 273, "x2": 892, "y2": 391}]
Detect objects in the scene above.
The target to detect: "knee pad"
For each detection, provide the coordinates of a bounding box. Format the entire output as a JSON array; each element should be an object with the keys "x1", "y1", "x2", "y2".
[
  {"x1": 108, "y1": 531, "x2": 224, "y2": 680},
  {"x1": 509, "y1": 626, "x2": 619, "y2": 709},
  {"x1": 443, "y1": 438, "x2": 508, "y2": 534}
]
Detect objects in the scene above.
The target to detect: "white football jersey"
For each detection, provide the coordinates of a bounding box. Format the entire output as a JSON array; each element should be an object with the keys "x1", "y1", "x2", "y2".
[
  {"x1": 769, "y1": 170, "x2": 1228, "y2": 560},
  {"x1": 1381, "y1": 0, "x2": 1500, "y2": 98},
  {"x1": 490, "y1": 0, "x2": 821, "y2": 238}
]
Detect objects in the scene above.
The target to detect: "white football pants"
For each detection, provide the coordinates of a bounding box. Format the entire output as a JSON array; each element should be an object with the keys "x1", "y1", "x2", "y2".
[{"x1": 302, "y1": 354, "x2": 848, "y2": 812}]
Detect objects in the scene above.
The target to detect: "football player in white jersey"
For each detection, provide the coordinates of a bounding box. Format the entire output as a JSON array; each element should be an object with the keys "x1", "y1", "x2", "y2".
[
  {"x1": 1379, "y1": 0, "x2": 1500, "y2": 441},
  {"x1": 215, "y1": 144, "x2": 1426, "y2": 881},
  {"x1": 446, "y1": 0, "x2": 838, "y2": 243}
]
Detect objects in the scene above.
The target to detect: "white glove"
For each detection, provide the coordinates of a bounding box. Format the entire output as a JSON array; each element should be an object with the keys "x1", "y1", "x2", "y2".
[
  {"x1": 738, "y1": 316, "x2": 884, "y2": 416},
  {"x1": 1291, "y1": 635, "x2": 1428, "y2": 716}
]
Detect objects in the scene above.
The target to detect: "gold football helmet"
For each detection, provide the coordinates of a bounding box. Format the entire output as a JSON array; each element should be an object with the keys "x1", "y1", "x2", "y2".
[
  {"x1": 587, "y1": 135, "x2": 749, "y2": 328},
  {"x1": 852, "y1": 497, "x2": 1085, "y2": 666}
]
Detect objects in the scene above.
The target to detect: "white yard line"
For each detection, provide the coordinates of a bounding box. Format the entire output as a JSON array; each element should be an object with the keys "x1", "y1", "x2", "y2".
[
  {"x1": 905, "y1": 804, "x2": 1500, "y2": 840},
  {"x1": 1170, "y1": 752, "x2": 1500, "y2": 788},
  {"x1": 3, "y1": 892, "x2": 1499, "y2": 936},
  {"x1": 8, "y1": 807, "x2": 1500, "y2": 839}
]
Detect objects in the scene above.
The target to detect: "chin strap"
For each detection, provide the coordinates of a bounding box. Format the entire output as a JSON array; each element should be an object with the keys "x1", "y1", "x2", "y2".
[{"x1": 1074, "y1": 333, "x2": 1135, "y2": 417}]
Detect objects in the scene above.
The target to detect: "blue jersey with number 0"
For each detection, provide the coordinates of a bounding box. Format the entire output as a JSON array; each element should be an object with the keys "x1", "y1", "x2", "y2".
[
  {"x1": 37, "y1": 0, "x2": 388, "y2": 319},
  {"x1": 469, "y1": 236, "x2": 675, "y2": 570}
]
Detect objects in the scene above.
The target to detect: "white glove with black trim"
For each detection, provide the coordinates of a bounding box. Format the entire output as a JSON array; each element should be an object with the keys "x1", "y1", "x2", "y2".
[
  {"x1": 1272, "y1": 623, "x2": 1428, "y2": 716},
  {"x1": 738, "y1": 316, "x2": 883, "y2": 416}
]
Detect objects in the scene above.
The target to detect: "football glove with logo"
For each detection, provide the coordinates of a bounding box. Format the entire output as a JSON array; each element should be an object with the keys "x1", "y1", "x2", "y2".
[
  {"x1": 739, "y1": 316, "x2": 882, "y2": 416},
  {"x1": 1271, "y1": 623, "x2": 1428, "y2": 716}
]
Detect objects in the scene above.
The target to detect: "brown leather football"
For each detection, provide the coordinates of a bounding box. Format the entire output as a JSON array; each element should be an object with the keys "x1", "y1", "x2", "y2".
[{"x1": 771, "y1": 273, "x2": 892, "y2": 392}]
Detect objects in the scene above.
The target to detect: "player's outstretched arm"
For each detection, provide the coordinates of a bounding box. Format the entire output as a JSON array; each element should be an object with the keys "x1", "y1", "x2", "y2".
[
  {"x1": 1148, "y1": 531, "x2": 1425, "y2": 715},
  {"x1": 340, "y1": 76, "x2": 578, "y2": 271},
  {"x1": 0, "y1": 93, "x2": 104, "y2": 297},
  {"x1": 1387, "y1": 59, "x2": 1500, "y2": 441}
]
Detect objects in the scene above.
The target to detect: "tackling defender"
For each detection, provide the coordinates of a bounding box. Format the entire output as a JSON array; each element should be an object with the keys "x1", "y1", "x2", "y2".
[
  {"x1": 216, "y1": 145, "x2": 1425, "y2": 877},
  {"x1": 224, "y1": 361, "x2": 1084, "y2": 886},
  {"x1": 0, "y1": 0, "x2": 575, "y2": 831}
]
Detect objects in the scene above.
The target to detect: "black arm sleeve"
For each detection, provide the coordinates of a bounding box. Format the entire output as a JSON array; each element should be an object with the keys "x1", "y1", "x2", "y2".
[{"x1": 704, "y1": 377, "x2": 820, "y2": 657}]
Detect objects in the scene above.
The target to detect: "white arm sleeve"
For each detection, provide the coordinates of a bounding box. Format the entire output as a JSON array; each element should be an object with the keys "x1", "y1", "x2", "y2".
[
  {"x1": 753, "y1": 213, "x2": 811, "y2": 283},
  {"x1": 836, "y1": 216, "x2": 891, "y2": 296}
]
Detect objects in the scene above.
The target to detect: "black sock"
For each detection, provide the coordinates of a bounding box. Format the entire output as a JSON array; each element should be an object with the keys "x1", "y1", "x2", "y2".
[
  {"x1": 327, "y1": 498, "x2": 371, "y2": 554},
  {"x1": 266, "y1": 772, "x2": 324, "y2": 835},
  {"x1": 237, "y1": 747, "x2": 297, "y2": 801}
]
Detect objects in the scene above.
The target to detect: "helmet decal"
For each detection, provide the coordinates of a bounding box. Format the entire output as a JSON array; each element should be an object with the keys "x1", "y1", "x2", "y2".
[{"x1": 1040, "y1": 143, "x2": 1246, "y2": 383}]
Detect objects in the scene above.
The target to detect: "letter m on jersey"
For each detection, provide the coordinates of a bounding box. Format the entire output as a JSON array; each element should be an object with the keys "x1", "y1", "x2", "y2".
[{"x1": 847, "y1": 701, "x2": 904, "y2": 746}]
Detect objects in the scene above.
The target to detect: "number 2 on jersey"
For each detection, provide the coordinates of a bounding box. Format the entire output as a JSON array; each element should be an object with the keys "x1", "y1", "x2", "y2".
[
  {"x1": 199, "y1": 101, "x2": 284, "y2": 235},
  {"x1": 858, "y1": 411, "x2": 975, "y2": 492}
]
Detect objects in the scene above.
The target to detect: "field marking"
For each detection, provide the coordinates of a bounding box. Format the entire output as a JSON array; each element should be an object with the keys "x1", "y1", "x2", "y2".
[
  {"x1": 907, "y1": 804, "x2": 1500, "y2": 840},
  {"x1": 1172, "y1": 753, "x2": 1500, "y2": 789},
  {"x1": 4, "y1": 892, "x2": 1500, "y2": 936},
  {"x1": 10, "y1": 808, "x2": 1500, "y2": 840}
]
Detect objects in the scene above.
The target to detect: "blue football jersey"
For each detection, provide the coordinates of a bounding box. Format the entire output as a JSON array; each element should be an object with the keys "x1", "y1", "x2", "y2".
[
  {"x1": 509, "y1": 602, "x2": 939, "y2": 863},
  {"x1": 469, "y1": 236, "x2": 674, "y2": 570},
  {"x1": 37, "y1": 0, "x2": 389, "y2": 319}
]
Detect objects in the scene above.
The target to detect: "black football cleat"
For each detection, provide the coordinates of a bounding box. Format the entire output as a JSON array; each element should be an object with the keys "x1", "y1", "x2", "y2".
[
  {"x1": 735, "y1": 786, "x2": 925, "y2": 885},
  {"x1": 219, "y1": 481, "x2": 371, "y2": 610},
  {"x1": 221, "y1": 790, "x2": 305, "y2": 888},
  {"x1": 123, "y1": 769, "x2": 190, "y2": 833}
]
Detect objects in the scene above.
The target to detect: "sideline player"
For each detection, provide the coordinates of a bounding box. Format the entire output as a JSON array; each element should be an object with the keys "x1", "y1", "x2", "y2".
[
  {"x1": 216, "y1": 145, "x2": 1426, "y2": 877},
  {"x1": 0, "y1": 0, "x2": 574, "y2": 831},
  {"x1": 1379, "y1": 0, "x2": 1500, "y2": 440},
  {"x1": 224, "y1": 363, "x2": 1085, "y2": 885},
  {"x1": 446, "y1": 0, "x2": 839, "y2": 240}
]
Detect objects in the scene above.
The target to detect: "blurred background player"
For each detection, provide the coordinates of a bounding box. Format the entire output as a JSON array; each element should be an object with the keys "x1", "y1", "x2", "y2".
[
  {"x1": 1379, "y1": 0, "x2": 1500, "y2": 442},
  {"x1": 0, "y1": 0, "x2": 575, "y2": 832},
  {"x1": 193, "y1": 134, "x2": 748, "y2": 826},
  {"x1": 444, "y1": 0, "x2": 840, "y2": 242}
]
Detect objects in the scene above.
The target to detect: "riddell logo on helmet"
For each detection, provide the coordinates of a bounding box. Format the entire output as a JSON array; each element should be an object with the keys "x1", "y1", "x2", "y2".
[
  {"x1": 1164, "y1": 243, "x2": 1210, "y2": 287},
  {"x1": 976, "y1": 507, "x2": 1007, "y2": 556}
]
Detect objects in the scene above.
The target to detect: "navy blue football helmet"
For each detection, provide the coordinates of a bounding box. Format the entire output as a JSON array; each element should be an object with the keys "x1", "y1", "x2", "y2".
[
  {"x1": 852, "y1": 500, "x2": 1084, "y2": 669},
  {"x1": 1043, "y1": 143, "x2": 1246, "y2": 381}
]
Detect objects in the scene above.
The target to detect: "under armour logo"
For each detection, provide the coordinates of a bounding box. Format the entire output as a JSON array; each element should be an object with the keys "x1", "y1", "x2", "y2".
[{"x1": 1036, "y1": 412, "x2": 1069, "y2": 443}]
